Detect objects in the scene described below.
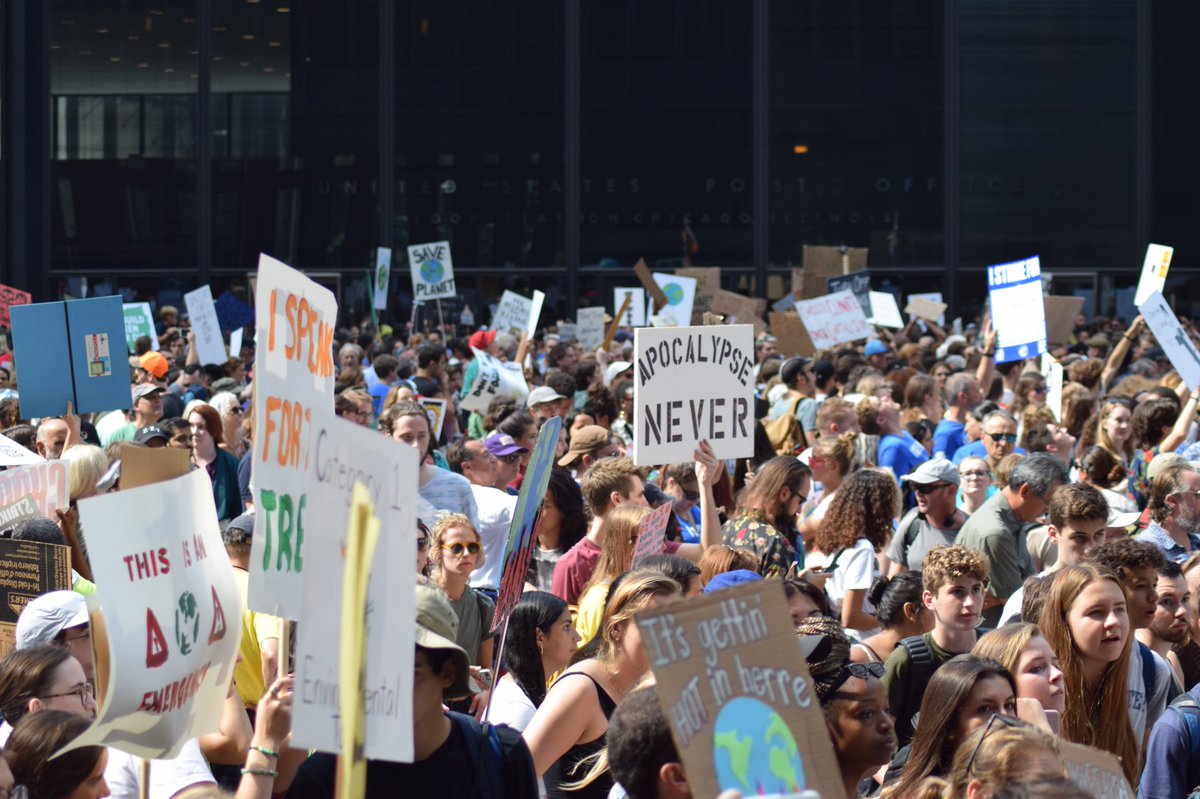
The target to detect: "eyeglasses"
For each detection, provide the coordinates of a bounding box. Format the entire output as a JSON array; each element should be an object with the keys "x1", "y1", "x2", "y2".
[
  {"x1": 442, "y1": 542, "x2": 481, "y2": 557},
  {"x1": 829, "y1": 661, "x2": 885, "y2": 696},
  {"x1": 986, "y1": 432, "x2": 1018, "y2": 444},
  {"x1": 680, "y1": 486, "x2": 700, "y2": 502},
  {"x1": 959, "y1": 470, "x2": 990, "y2": 478},
  {"x1": 40, "y1": 682, "x2": 94, "y2": 707},
  {"x1": 1032, "y1": 385, "x2": 1048, "y2": 394},
  {"x1": 492, "y1": 452, "x2": 522, "y2": 465},
  {"x1": 913, "y1": 482, "x2": 953, "y2": 495},
  {"x1": 964, "y1": 714, "x2": 1024, "y2": 774}
]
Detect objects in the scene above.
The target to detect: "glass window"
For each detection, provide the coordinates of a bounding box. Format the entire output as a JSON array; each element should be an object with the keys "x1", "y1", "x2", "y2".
[{"x1": 1152, "y1": 2, "x2": 1200, "y2": 266}]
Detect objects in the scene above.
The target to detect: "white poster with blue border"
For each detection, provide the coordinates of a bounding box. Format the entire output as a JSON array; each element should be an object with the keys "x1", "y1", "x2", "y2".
[{"x1": 987, "y1": 256, "x2": 1047, "y2": 364}]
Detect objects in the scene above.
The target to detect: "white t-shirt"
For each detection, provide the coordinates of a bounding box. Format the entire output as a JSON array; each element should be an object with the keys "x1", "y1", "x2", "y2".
[
  {"x1": 997, "y1": 567, "x2": 1054, "y2": 626},
  {"x1": 826, "y1": 537, "x2": 880, "y2": 639},
  {"x1": 488, "y1": 674, "x2": 538, "y2": 732},
  {"x1": 469, "y1": 485, "x2": 517, "y2": 591},
  {"x1": 1127, "y1": 644, "x2": 1173, "y2": 750}
]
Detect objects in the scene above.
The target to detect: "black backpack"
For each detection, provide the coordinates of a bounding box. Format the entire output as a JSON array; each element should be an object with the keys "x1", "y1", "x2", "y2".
[
  {"x1": 448, "y1": 711, "x2": 506, "y2": 799},
  {"x1": 893, "y1": 630, "x2": 990, "y2": 746}
]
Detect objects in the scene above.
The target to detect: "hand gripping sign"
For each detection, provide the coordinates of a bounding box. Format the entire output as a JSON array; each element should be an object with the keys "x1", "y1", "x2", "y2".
[{"x1": 63, "y1": 470, "x2": 242, "y2": 760}]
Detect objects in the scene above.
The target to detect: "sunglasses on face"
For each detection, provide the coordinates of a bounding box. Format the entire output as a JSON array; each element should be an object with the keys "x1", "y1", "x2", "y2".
[
  {"x1": 914, "y1": 482, "x2": 953, "y2": 495},
  {"x1": 1032, "y1": 385, "x2": 1047, "y2": 394},
  {"x1": 680, "y1": 485, "x2": 700, "y2": 502},
  {"x1": 965, "y1": 714, "x2": 1024, "y2": 773},
  {"x1": 442, "y1": 541, "x2": 481, "y2": 557},
  {"x1": 829, "y1": 661, "x2": 886, "y2": 696},
  {"x1": 987, "y1": 432, "x2": 1018, "y2": 444}
]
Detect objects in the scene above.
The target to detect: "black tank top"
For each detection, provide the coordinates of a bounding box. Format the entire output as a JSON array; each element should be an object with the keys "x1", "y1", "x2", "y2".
[{"x1": 542, "y1": 672, "x2": 618, "y2": 799}]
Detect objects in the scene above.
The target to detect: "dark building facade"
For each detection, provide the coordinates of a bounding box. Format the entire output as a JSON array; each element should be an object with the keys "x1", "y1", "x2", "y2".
[{"x1": 2, "y1": 1, "x2": 1199, "y2": 325}]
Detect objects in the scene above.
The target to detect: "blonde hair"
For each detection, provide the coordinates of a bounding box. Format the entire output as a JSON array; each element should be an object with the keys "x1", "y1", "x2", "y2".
[
  {"x1": 428, "y1": 512, "x2": 484, "y2": 579},
  {"x1": 972, "y1": 622, "x2": 1040, "y2": 677},
  {"x1": 812, "y1": 431, "x2": 858, "y2": 477},
  {"x1": 62, "y1": 444, "x2": 109, "y2": 501},
  {"x1": 946, "y1": 722, "x2": 1065, "y2": 797},
  {"x1": 581, "y1": 505, "x2": 648, "y2": 597},
  {"x1": 596, "y1": 571, "x2": 680, "y2": 664}
]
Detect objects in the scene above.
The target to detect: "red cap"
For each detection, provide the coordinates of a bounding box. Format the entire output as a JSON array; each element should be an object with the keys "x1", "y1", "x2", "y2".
[{"x1": 468, "y1": 330, "x2": 497, "y2": 351}]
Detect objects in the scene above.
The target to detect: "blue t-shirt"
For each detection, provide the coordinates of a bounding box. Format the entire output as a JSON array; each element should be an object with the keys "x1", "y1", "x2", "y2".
[
  {"x1": 932, "y1": 419, "x2": 966, "y2": 460},
  {"x1": 369, "y1": 381, "x2": 391, "y2": 416},
  {"x1": 1139, "y1": 684, "x2": 1200, "y2": 799},
  {"x1": 877, "y1": 432, "x2": 929, "y2": 480}
]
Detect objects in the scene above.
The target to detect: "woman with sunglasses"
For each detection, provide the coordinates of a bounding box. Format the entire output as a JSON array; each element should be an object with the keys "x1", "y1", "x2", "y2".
[
  {"x1": 1010, "y1": 374, "x2": 1048, "y2": 425},
  {"x1": 429, "y1": 512, "x2": 495, "y2": 713}
]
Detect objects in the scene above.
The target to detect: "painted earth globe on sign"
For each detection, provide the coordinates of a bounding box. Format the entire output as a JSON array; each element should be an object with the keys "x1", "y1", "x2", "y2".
[
  {"x1": 712, "y1": 696, "x2": 805, "y2": 796},
  {"x1": 663, "y1": 282, "x2": 685, "y2": 306},
  {"x1": 420, "y1": 259, "x2": 444, "y2": 283}
]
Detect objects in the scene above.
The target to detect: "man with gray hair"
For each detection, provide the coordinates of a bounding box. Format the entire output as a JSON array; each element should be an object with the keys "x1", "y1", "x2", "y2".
[
  {"x1": 1138, "y1": 462, "x2": 1200, "y2": 563},
  {"x1": 957, "y1": 452, "x2": 1068, "y2": 626},
  {"x1": 980, "y1": 409, "x2": 1019, "y2": 473},
  {"x1": 933, "y1": 373, "x2": 983, "y2": 459}
]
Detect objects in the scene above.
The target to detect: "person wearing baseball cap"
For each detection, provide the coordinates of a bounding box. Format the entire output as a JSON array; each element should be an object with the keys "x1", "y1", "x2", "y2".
[
  {"x1": 887, "y1": 458, "x2": 967, "y2": 573},
  {"x1": 865, "y1": 339, "x2": 891, "y2": 370},
  {"x1": 134, "y1": 424, "x2": 168, "y2": 448},
  {"x1": 15, "y1": 591, "x2": 91, "y2": 679},
  {"x1": 101, "y1": 383, "x2": 167, "y2": 448},
  {"x1": 557, "y1": 425, "x2": 619, "y2": 477},
  {"x1": 137, "y1": 351, "x2": 185, "y2": 418},
  {"x1": 289, "y1": 582, "x2": 538, "y2": 797},
  {"x1": 221, "y1": 512, "x2": 283, "y2": 710},
  {"x1": 526, "y1": 386, "x2": 567, "y2": 424},
  {"x1": 484, "y1": 433, "x2": 528, "y2": 491},
  {"x1": 771, "y1": 356, "x2": 819, "y2": 449}
]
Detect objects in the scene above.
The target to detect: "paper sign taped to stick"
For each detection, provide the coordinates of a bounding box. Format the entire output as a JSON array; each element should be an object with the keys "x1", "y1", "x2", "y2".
[
  {"x1": 0, "y1": 433, "x2": 44, "y2": 467},
  {"x1": 408, "y1": 241, "x2": 457, "y2": 301},
  {"x1": 1058, "y1": 740, "x2": 1134, "y2": 799},
  {"x1": 123, "y1": 303, "x2": 159, "y2": 352},
  {"x1": 577, "y1": 307, "x2": 607, "y2": 351},
  {"x1": 0, "y1": 461, "x2": 69, "y2": 521},
  {"x1": 987, "y1": 256, "x2": 1047, "y2": 363},
  {"x1": 630, "y1": 503, "x2": 673, "y2": 567},
  {"x1": 492, "y1": 291, "x2": 535, "y2": 337},
  {"x1": 67, "y1": 470, "x2": 242, "y2": 760},
  {"x1": 827, "y1": 272, "x2": 872, "y2": 319},
  {"x1": 795, "y1": 291, "x2": 872, "y2": 350},
  {"x1": 633, "y1": 325, "x2": 755, "y2": 467},
  {"x1": 615, "y1": 288, "x2": 646, "y2": 327},
  {"x1": 1134, "y1": 243, "x2": 1173, "y2": 308},
  {"x1": 462, "y1": 349, "x2": 528, "y2": 414},
  {"x1": 0, "y1": 538, "x2": 71, "y2": 658},
  {"x1": 868, "y1": 291, "x2": 904, "y2": 329},
  {"x1": 1043, "y1": 295, "x2": 1086, "y2": 346},
  {"x1": 373, "y1": 247, "x2": 392, "y2": 310},
  {"x1": 1040, "y1": 354, "x2": 1065, "y2": 423},
  {"x1": 905, "y1": 294, "x2": 947, "y2": 324},
  {"x1": 637, "y1": 581, "x2": 846, "y2": 799},
  {"x1": 1139, "y1": 291, "x2": 1200, "y2": 391},
  {"x1": 250, "y1": 254, "x2": 338, "y2": 620},
  {"x1": 294, "y1": 416, "x2": 417, "y2": 761},
  {"x1": 184, "y1": 285, "x2": 227, "y2": 366},
  {"x1": 653, "y1": 273, "x2": 697, "y2": 328},
  {"x1": 768, "y1": 312, "x2": 815, "y2": 358},
  {"x1": 0, "y1": 284, "x2": 32, "y2": 328},
  {"x1": 634, "y1": 259, "x2": 669, "y2": 311}
]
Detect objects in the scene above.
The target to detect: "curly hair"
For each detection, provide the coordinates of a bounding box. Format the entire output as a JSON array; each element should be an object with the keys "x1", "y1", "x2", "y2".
[
  {"x1": 428, "y1": 512, "x2": 483, "y2": 579},
  {"x1": 814, "y1": 469, "x2": 898, "y2": 553},
  {"x1": 1086, "y1": 537, "x2": 1167, "y2": 576},
  {"x1": 921, "y1": 545, "x2": 990, "y2": 593}
]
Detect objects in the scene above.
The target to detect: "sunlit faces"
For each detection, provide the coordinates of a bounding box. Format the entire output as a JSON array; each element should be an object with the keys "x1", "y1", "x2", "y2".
[
  {"x1": 982, "y1": 417, "x2": 1017, "y2": 465},
  {"x1": 391, "y1": 414, "x2": 431, "y2": 456},
  {"x1": 1101, "y1": 404, "x2": 1133, "y2": 448},
  {"x1": 1148, "y1": 573, "x2": 1191, "y2": 645},
  {"x1": 1121, "y1": 565, "x2": 1159, "y2": 629},
  {"x1": 616, "y1": 475, "x2": 650, "y2": 509},
  {"x1": 826, "y1": 675, "x2": 895, "y2": 769},
  {"x1": 924, "y1": 576, "x2": 984, "y2": 631},
  {"x1": 1049, "y1": 517, "x2": 1108, "y2": 568},
  {"x1": 436, "y1": 526, "x2": 482, "y2": 580},
  {"x1": 1014, "y1": 635, "x2": 1065, "y2": 715},
  {"x1": 536, "y1": 609, "x2": 582, "y2": 674},
  {"x1": 620, "y1": 592, "x2": 678, "y2": 674},
  {"x1": 34, "y1": 656, "x2": 96, "y2": 720},
  {"x1": 1066, "y1": 579, "x2": 1129, "y2": 665},
  {"x1": 68, "y1": 749, "x2": 110, "y2": 799},
  {"x1": 953, "y1": 676, "x2": 1017, "y2": 742}
]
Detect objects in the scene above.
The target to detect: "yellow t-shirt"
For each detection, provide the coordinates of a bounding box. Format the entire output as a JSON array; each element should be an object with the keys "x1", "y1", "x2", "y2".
[
  {"x1": 231, "y1": 568, "x2": 283, "y2": 708},
  {"x1": 574, "y1": 582, "x2": 610, "y2": 647}
]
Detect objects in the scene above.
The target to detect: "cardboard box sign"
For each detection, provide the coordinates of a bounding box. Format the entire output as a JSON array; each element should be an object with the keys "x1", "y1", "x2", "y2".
[
  {"x1": 905, "y1": 295, "x2": 947, "y2": 323},
  {"x1": 801, "y1": 245, "x2": 867, "y2": 301},
  {"x1": 1058, "y1": 740, "x2": 1134, "y2": 799},
  {"x1": 1043, "y1": 295, "x2": 1086, "y2": 346},
  {"x1": 636, "y1": 581, "x2": 845, "y2": 799},
  {"x1": 769, "y1": 311, "x2": 815, "y2": 358},
  {"x1": 709, "y1": 290, "x2": 768, "y2": 336}
]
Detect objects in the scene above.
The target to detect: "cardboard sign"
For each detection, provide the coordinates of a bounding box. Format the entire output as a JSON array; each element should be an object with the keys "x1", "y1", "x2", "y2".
[
  {"x1": 615, "y1": 288, "x2": 647, "y2": 327},
  {"x1": 634, "y1": 258, "x2": 669, "y2": 311},
  {"x1": 119, "y1": 445, "x2": 191, "y2": 490},
  {"x1": 1139, "y1": 291, "x2": 1200, "y2": 391},
  {"x1": 987, "y1": 256, "x2": 1047, "y2": 363},
  {"x1": 1043, "y1": 295, "x2": 1086, "y2": 346},
  {"x1": 408, "y1": 240, "x2": 457, "y2": 301},
  {"x1": 795, "y1": 291, "x2": 873, "y2": 350},
  {"x1": 653, "y1": 273, "x2": 698, "y2": 329},
  {"x1": 868, "y1": 291, "x2": 904, "y2": 329},
  {"x1": 491, "y1": 417, "x2": 562, "y2": 635},
  {"x1": 633, "y1": 325, "x2": 755, "y2": 467},
  {"x1": 709, "y1": 290, "x2": 768, "y2": 336},
  {"x1": 250, "y1": 254, "x2": 338, "y2": 620},
  {"x1": 802, "y1": 245, "x2": 868, "y2": 300},
  {"x1": 0, "y1": 433, "x2": 44, "y2": 467},
  {"x1": 420, "y1": 397, "x2": 447, "y2": 440},
  {"x1": 0, "y1": 461, "x2": 70, "y2": 520},
  {"x1": 636, "y1": 581, "x2": 844, "y2": 799},
  {"x1": 462, "y1": 348, "x2": 529, "y2": 413},
  {"x1": 0, "y1": 539, "x2": 71, "y2": 657},
  {"x1": 630, "y1": 502, "x2": 673, "y2": 567},
  {"x1": 676, "y1": 267, "x2": 722, "y2": 323},
  {"x1": 826, "y1": 271, "x2": 872, "y2": 319},
  {"x1": 67, "y1": 470, "x2": 242, "y2": 760},
  {"x1": 293, "y1": 415, "x2": 418, "y2": 762},
  {"x1": 11, "y1": 297, "x2": 132, "y2": 419},
  {"x1": 338, "y1": 483, "x2": 380, "y2": 797},
  {"x1": 1134, "y1": 243, "x2": 1173, "y2": 308},
  {"x1": 184, "y1": 285, "x2": 227, "y2": 366},
  {"x1": 769, "y1": 312, "x2": 816, "y2": 358},
  {"x1": 122, "y1": 303, "x2": 159, "y2": 352},
  {"x1": 905, "y1": 294, "x2": 947, "y2": 324},
  {"x1": 577, "y1": 307, "x2": 607, "y2": 351},
  {"x1": 0, "y1": 284, "x2": 32, "y2": 329},
  {"x1": 1040, "y1": 354, "x2": 1065, "y2": 423},
  {"x1": 1058, "y1": 740, "x2": 1134, "y2": 799},
  {"x1": 492, "y1": 291, "x2": 535, "y2": 337},
  {"x1": 373, "y1": 247, "x2": 392, "y2": 310}
]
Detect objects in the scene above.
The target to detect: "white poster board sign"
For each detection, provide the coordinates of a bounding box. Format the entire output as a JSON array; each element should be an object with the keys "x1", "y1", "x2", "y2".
[
  {"x1": 293, "y1": 416, "x2": 418, "y2": 762},
  {"x1": 1134, "y1": 243, "x2": 1173, "y2": 308},
  {"x1": 794, "y1": 290, "x2": 872, "y2": 350},
  {"x1": 229, "y1": 328, "x2": 244, "y2": 359},
  {"x1": 577, "y1": 307, "x2": 607, "y2": 351},
  {"x1": 250, "y1": 254, "x2": 338, "y2": 620},
  {"x1": 1040, "y1": 354, "x2": 1065, "y2": 423},
  {"x1": 373, "y1": 247, "x2": 392, "y2": 310},
  {"x1": 987, "y1": 256, "x2": 1047, "y2": 363},
  {"x1": 492, "y1": 291, "x2": 534, "y2": 336},
  {"x1": 462, "y1": 349, "x2": 529, "y2": 413},
  {"x1": 633, "y1": 325, "x2": 755, "y2": 466},
  {"x1": 407, "y1": 241, "x2": 457, "y2": 301},
  {"x1": 1139, "y1": 290, "x2": 1200, "y2": 391},
  {"x1": 615, "y1": 288, "x2": 647, "y2": 327},
  {"x1": 0, "y1": 433, "x2": 44, "y2": 466},
  {"x1": 527, "y1": 290, "x2": 545, "y2": 339},
  {"x1": 868, "y1": 291, "x2": 904, "y2": 329},
  {"x1": 67, "y1": 470, "x2": 242, "y2": 759},
  {"x1": 184, "y1": 285, "x2": 227, "y2": 366},
  {"x1": 652, "y1": 273, "x2": 697, "y2": 328}
]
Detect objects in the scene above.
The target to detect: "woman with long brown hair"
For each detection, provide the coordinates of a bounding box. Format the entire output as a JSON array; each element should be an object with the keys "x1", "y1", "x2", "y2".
[
  {"x1": 573, "y1": 505, "x2": 648, "y2": 644},
  {"x1": 1038, "y1": 563, "x2": 1139, "y2": 786},
  {"x1": 720, "y1": 455, "x2": 811, "y2": 577}
]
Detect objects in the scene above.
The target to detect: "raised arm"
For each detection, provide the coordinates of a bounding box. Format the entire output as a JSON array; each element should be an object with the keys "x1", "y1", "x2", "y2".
[
  {"x1": 975, "y1": 320, "x2": 998, "y2": 395},
  {"x1": 1101, "y1": 315, "x2": 1146, "y2": 393},
  {"x1": 676, "y1": 440, "x2": 722, "y2": 562}
]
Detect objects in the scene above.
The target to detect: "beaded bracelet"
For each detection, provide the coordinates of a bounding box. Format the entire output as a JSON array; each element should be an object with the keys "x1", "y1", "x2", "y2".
[
  {"x1": 249, "y1": 744, "x2": 279, "y2": 758},
  {"x1": 241, "y1": 768, "x2": 279, "y2": 778}
]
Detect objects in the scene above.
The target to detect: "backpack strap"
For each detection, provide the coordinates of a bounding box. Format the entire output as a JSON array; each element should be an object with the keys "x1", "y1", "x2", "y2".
[
  {"x1": 1138, "y1": 642, "x2": 1157, "y2": 713},
  {"x1": 896, "y1": 635, "x2": 936, "y2": 744},
  {"x1": 1169, "y1": 693, "x2": 1200, "y2": 760},
  {"x1": 448, "y1": 711, "x2": 506, "y2": 799}
]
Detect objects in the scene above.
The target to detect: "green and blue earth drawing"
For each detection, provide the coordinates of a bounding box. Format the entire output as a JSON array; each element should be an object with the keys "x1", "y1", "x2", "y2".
[
  {"x1": 712, "y1": 697, "x2": 805, "y2": 795},
  {"x1": 420, "y1": 259, "x2": 444, "y2": 283},
  {"x1": 662, "y1": 282, "x2": 685, "y2": 305}
]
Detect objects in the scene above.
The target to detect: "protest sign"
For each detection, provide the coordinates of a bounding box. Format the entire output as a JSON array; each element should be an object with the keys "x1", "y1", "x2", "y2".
[
  {"x1": 1058, "y1": 740, "x2": 1134, "y2": 799},
  {"x1": 294, "y1": 415, "x2": 418, "y2": 761},
  {"x1": 250, "y1": 254, "x2": 338, "y2": 620},
  {"x1": 1041, "y1": 354, "x2": 1065, "y2": 423},
  {"x1": 66, "y1": 470, "x2": 242, "y2": 760},
  {"x1": 986, "y1": 256, "x2": 1047, "y2": 363},
  {"x1": 462, "y1": 348, "x2": 529, "y2": 413},
  {"x1": 710, "y1": 290, "x2": 768, "y2": 336},
  {"x1": 420, "y1": 397, "x2": 447, "y2": 440},
  {"x1": 119, "y1": 445, "x2": 191, "y2": 490},
  {"x1": 0, "y1": 284, "x2": 31, "y2": 328},
  {"x1": 339, "y1": 483, "x2": 380, "y2": 797},
  {"x1": 214, "y1": 290, "x2": 255, "y2": 333},
  {"x1": 633, "y1": 325, "x2": 755, "y2": 467},
  {"x1": 184, "y1": 285, "x2": 227, "y2": 366},
  {"x1": 630, "y1": 502, "x2": 673, "y2": 568},
  {"x1": 653, "y1": 273, "x2": 697, "y2": 328},
  {"x1": 0, "y1": 461, "x2": 69, "y2": 520},
  {"x1": 0, "y1": 496, "x2": 45, "y2": 532},
  {"x1": 527, "y1": 290, "x2": 545, "y2": 339},
  {"x1": 408, "y1": 241, "x2": 457, "y2": 301},
  {"x1": 1134, "y1": 243, "x2": 1173, "y2": 308},
  {"x1": 0, "y1": 433, "x2": 43, "y2": 467},
  {"x1": 795, "y1": 291, "x2": 872, "y2": 350},
  {"x1": 123, "y1": 302, "x2": 159, "y2": 352},
  {"x1": 615, "y1": 288, "x2": 647, "y2": 327},
  {"x1": 491, "y1": 417, "x2": 562, "y2": 636},
  {"x1": 1139, "y1": 291, "x2": 1200, "y2": 391},
  {"x1": 802, "y1": 245, "x2": 867, "y2": 300},
  {"x1": 577, "y1": 307, "x2": 607, "y2": 351},
  {"x1": 636, "y1": 581, "x2": 844, "y2": 799},
  {"x1": 492, "y1": 291, "x2": 534, "y2": 336},
  {"x1": 676, "y1": 267, "x2": 721, "y2": 323},
  {"x1": 558, "y1": 321, "x2": 578, "y2": 340},
  {"x1": 12, "y1": 296, "x2": 131, "y2": 418},
  {"x1": 634, "y1": 258, "x2": 669, "y2": 311},
  {"x1": 373, "y1": 246, "x2": 392, "y2": 310},
  {"x1": 0, "y1": 538, "x2": 71, "y2": 657},
  {"x1": 868, "y1": 291, "x2": 904, "y2": 329},
  {"x1": 1043, "y1": 295, "x2": 1086, "y2": 346},
  {"x1": 229, "y1": 327, "x2": 244, "y2": 359},
  {"x1": 905, "y1": 294, "x2": 946, "y2": 324},
  {"x1": 826, "y1": 271, "x2": 872, "y2": 318},
  {"x1": 769, "y1": 312, "x2": 815, "y2": 358}
]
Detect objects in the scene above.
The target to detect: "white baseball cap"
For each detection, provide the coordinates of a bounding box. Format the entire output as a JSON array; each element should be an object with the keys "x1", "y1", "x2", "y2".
[{"x1": 16, "y1": 590, "x2": 88, "y2": 649}]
